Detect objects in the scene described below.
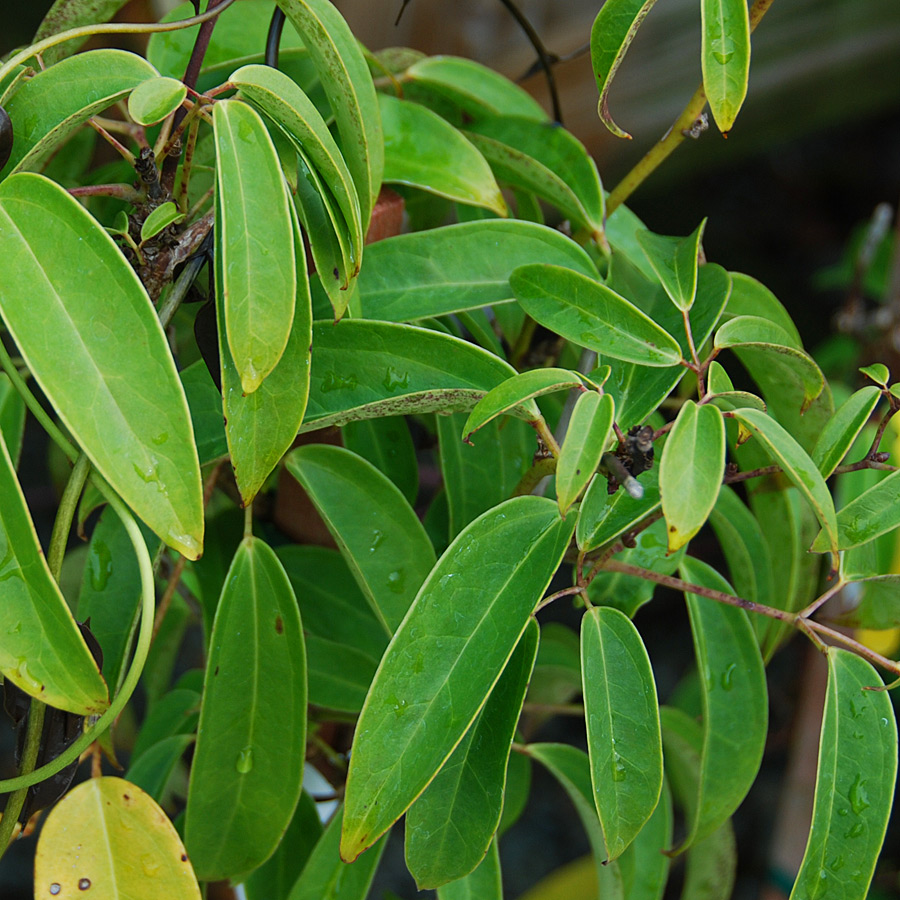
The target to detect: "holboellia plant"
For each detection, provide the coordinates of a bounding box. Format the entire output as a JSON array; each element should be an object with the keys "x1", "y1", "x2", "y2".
[{"x1": 0, "y1": 0, "x2": 898, "y2": 897}]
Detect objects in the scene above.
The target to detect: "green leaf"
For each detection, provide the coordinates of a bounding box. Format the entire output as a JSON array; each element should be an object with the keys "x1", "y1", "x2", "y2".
[
  {"x1": 180, "y1": 362, "x2": 228, "y2": 466},
  {"x1": 355, "y1": 220, "x2": 598, "y2": 322},
  {"x1": 675, "y1": 557, "x2": 768, "y2": 852},
  {"x1": 791, "y1": 650, "x2": 897, "y2": 900},
  {"x1": 379, "y1": 94, "x2": 505, "y2": 214},
  {"x1": 498, "y1": 752, "x2": 532, "y2": 836},
  {"x1": 229, "y1": 63, "x2": 363, "y2": 269},
  {"x1": 185, "y1": 538, "x2": 307, "y2": 881},
  {"x1": 526, "y1": 744, "x2": 625, "y2": 900},
  {"x1": 127, "y1": 75, "x2": 186, "y2": 126},
  {"x1": 557, "y1": 392, "x2": 615, "y2": 515},
  {"x1": 213, "y1": 99, "x2": 296, "y2": 393},
  {"x1": 616, "y1": 782, "x2": 672, "y2": 900},
  {"x1": 245, "y1": 793, "x2": 323, "y2": 900},
  {"x1": 302, "y1": 320, "x2": 521, "y2": 431},
  {"x1": 403, "y1": 56, "x2": 548, "y2": 121},
  {"x1": 435, "y1": 839, "x2": 503, "y2": 900},
  {"x1": 660, "y1": 401, "x2": 725, "y2": 551},
  {"x1": 581, "y1": 607, "x2": 662, "y2": 860},
  {"x1": 125, "y1": 734, "x2": 193, "y2": 803},
  {"x1": 701, "y1": 0, "x2": 751, "y2": 133},
  {"x1": 528, "y1": 622, "x2": 582, "y2": 708},
  {"x1": 35, "y1": 777, "x2": 200, "y2": 900},
  {"x1": 0, "y1": 49, "x2": 158, "y2": 176},
  {"x1": 590, "y1": 0, "x2": 660, "y2": 138},
  {"x1": 464, "y1": 117, "x2": 604, "y2": 235},
  {"x1": 132, "y1": 688, "x2": 200, "y2": 761},
  {"x1": 284, "y1": 444, "x2": 435, "y2": 634},
  {"x1": 34, "y1": 0, "x2": 132, "y2": 65},
  {"x1": 860, "y1": 363, "x2": 890, "y2": 386},
  {"x1": 812, "y1": 467, "x2": 900, "y2": 552},
  {"x1": 341, "y1": 497, "x2": 575, "y2": 860},
  {"x1": 0, "y1": 173, "x2": 203, "y2": 558},
  {"x1": 723, "y1": 272, "x2": 802, "y2": 346},
  {"x1": 0, "y1": 431, "x2": 107, "y2": 714},
  {"x1": 576, "y1": 466, "x2": 661, "y2": 552},
  {"x1": 511, "y1": 264, "x2": 682, "y2": 367},
  {"x1": 0, "y1": 373, "x2": 26, "y2": 467},
  {"x1": 733, "y1": 408, "x2": 839, "y2": 555},
  {"x1": 139, "y1": 200, "x2": 184, "y2": 243},
  {"x1": 636, "y1": 220, "x2": 706, "y2": 311},
  {"x1": 275, "y1": 0, "x2": 383, "y2": 228},
  {"x1": 406, "y1": 620, "x2": 538, "y2": 888},
  {"x1": 342, "y1": 415, "x2": 418, "y2": 505},
  {"x1": 77, "y1": 507, "x2": 143, "y2": 695},
  {"x1": 462, "y1": 368, "x2": 580, "y2": 439},
  {"x1": 288, "y1": 806, "x2": 387, "y2": 900},
  {"x1": 705, "y1": 360, "x2": 766, "y2": 412},
  {"x1": 217, "y1": 193, "x2": 312, "y2": 504},
  {"x1": 811, "y1": 386, "x2": 881, "y2": 478},
  {"x1": 439, "y1": 413, "x2": 536, "y2": 539}
]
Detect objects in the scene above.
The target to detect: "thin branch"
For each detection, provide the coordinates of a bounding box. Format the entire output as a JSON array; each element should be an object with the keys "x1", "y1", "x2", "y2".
[
  {"x1": 68, "y1": 183, "x2": 143, "y2": 203},
  {"x1": 535, "y1": 585, "x2": 585, "y2": 613}
]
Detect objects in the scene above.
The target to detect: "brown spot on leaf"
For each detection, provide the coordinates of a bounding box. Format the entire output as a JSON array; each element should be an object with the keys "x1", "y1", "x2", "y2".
[{"x1": 275, "y1": 616, "x2": 284, "y2": 634}]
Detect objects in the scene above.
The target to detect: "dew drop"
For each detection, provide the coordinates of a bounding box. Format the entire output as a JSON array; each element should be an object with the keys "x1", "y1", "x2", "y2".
[
  {"x1": 235, "y1": 747, "x2": 254, "y2": 774},
  {"x1": 829, "y1": 855, "x2": 845, "y2": 872},
  {"x1": 382, "y1": 366, "x2": 410, "y2": 392},
  {"x1": 7, "y1": 621, "x2": 21, "y2": 635},
  {"x1": 369, "y1": 529, "x2": 384, "y2": 552},
  {"x1": 845, "y1": 822, "x2": 865, "y2": 839},
  {"x1": 712, "y1": 50, "x2": 734, "y2": 65},
  {"x1": 720, "y1": 663, "x2": 737, "y2": 691},
  {"x1": 413, "y1": 652, "x2": 425, "y2": 674},
  {"x1": 849, "y1": 774, "x2": 870, "y2": 815},
  {"x1": 49, "y1": 885, "x2": 61, "y2": 896},
  {"x1": 88, "y1": 540, "x2": 113, "y2": 592},
  {"x1": 613, "y1": 763, "x2": 627, "y2": 782},
  {"x1": 386, "y1": 570, "x2": 405, "y2": 594}
]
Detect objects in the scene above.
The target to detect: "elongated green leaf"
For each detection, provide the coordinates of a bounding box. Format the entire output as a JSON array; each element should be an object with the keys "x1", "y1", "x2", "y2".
[
  {"x1": 342, "y1": 415, "x2": 418, "y2": 505},
  {"x1": 217, "y1": 193, "x2": 312, "y2": 504},
  {"x1": 285, "y1": 444, "x2": 435, "y2": 634},
  {"x1": 714, "y1": 313, "x2": 796, "y2": 350},
  {"x1": 463, "y1": 368, "x2": 579, "y2": 438},
  {"x1": 35, "y1": 777, "x2": 200, "y2": 900},
  {"x1": 245, "y1": 792, "x2": 323, "y2": 900},
  {"x1": 557, "y1": 392, "x2": 615, "y2": 514},
  {"x1": 341, "y1": 497, "x2": 575, "y2": 860},
  {"x1": 733, "y1": 408, "x2": 839, "y2": 555},
  {"x1": 0, "y1": 373, "x2": 26, "y2": 467},
  {"x1": 660, "y1": 401, "x2": 724, "y2": 551},
  {"x1": 590, "y1": 0, "x2": 659, "y2": 138},
  {"x1": 791, "y1": 650, "x2": 897, "y2": 900},
  {"x1": 214, "y1": 99, "x2": 296, "y2": 393},
  {"x1": 34, "y1": 0, "x2": 131, "y2": 64},
  {"x1": 439, "y1": 413, "x2": 536, "y2": 539},
  {"x1": 132, "y1": 688, "x2": 200, "y2": 761},
  {"x1": 435, "y1": 839, "x2": 503, "y2": 900},
  {"x1": 701, "y1": 0, "x2": 751, "y2": 133},
  {"x1": 811, "y1": 386, "x2": 881, "y2": 478},
  {"x1": 675, "y1": 557, "x2": 767, "y2": 852},
  {"x1": 231, "y1": 63, "x2": 363, "y2": 269},
  {"x1": 636, "y1": 220, "x2": 706, "y2": 311},
  {"x1": 723, "y1": 271, "x2": 802, "y2": 345},
  {"x1": 302, "y1": 320, "x2": 522, "y2": 430},
  {"x1": 0, "y1": 431, "x2": 107, "y2": 714},
  {"x1": 465, "y1": 116, "x2": 604, "y2": 235},
  {"x1": 125, "y1": 734, "x2": 193, "y2": 802},
  {"x1": 576, "y1": 466, "x2": 661, "y2": 552},
  {"x1": 276, "y1": 0, "x2": 383, "y2": 227},
  {"x1": 380, "y1": 94, "x2": 505, "y2": 214},
  {"x1": 77, "y1": 507, "x2": 143, "y2": 695},
  {"x1": 0, "y1": 173, "x2": 203, "y2": 558},
  {"x1": 288, "y1": 807, "x2": 387, "y2": 900},
  {"x1": 406, "y1": 619, "x2": 538, "y2": 888},
  {"x1": 616, "y1": 782, "x2": 672, "y2": 900},
  {"x1": 705, "y1": 360, "x2": 766, "y2": 412},
  {"x1": 355, "y1": 220, "x2": 597, "y2": 322},
  {"x1": 403, "y1": 56, "x2": 547, "y2": 121},
  {"x1": 511, "y1": 264, "x2": 682, "y2": 367},
  {"x1": 812, "y1": 467, "x2": 900, "y2": 552},
  {"x1": 0, "y1": 49, "x2": 158, "y2": 176},
  {"x1": 128, "y1": 76, "x2": 186, "y2": 126},
  {"x1": 526, "y1": 744, "x2": 625, "y2": 900},
  {"x1": 581, "y1": 607, "x2": 662, "y2": 860},
  {"x1": 185, "y1": 538, "x2": 307, "y2": 881}
]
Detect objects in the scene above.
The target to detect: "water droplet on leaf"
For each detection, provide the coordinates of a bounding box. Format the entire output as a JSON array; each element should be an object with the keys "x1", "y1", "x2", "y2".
[{"x1": 235, "y1": 747, "x2": 254, "y2": 774}]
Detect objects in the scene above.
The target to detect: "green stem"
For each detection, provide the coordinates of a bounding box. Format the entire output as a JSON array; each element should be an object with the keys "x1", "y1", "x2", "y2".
[
  {"x1": 0, "y1": 701, "x2": 44, "y2": 853},
  {"x1": 512, "y1": 456, "x2": 556, "y2": 497},
  {"x1": 48, "y1": 453, "x2": 91, "y2": 580}
]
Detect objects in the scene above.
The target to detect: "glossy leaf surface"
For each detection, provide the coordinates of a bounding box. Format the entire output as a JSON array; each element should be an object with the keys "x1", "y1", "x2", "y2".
[
  {"x1": 0, "y1": 374, "x2": 25, "y2": 466},
  {"x1": 342, "y1": 415, "x2": 418, "y2": 505},
  {"x1": 701, "y1": 0, "x2": 751, "y2": 133},
  {"x1": 636, "y1": 220, "x2": 706, "y2": 311},
  {"x1": 435, "y1": 840, "x2": 503, "y2": 900},
  {"x1": 341, "y1": 497, "x2": 575, "y2": 860},
  {"x1": 676, "y1": 557, "x2": 767, "y2": 852},
  {"x1": 127, "y1": 75, "x2": 186, "y2": 125},
  {"x1": 811, "y1": 386, "x2": 881, "y2": 478},
  {"x1": 303, "y1": 320, "x2": 521, "y2": 430},
  {"x1": 214, "y1": 99, "x2": 296, "y2": 393},
  {"x1": 0, "y1": 49, "x2": 157, "y2": 175},
  {"x1": 406, "y1": 619, "x2": 538, "y2": 888},
  {"x1": 660, "y1": 401, "x2": 724, "y2": 551},
  {"x1": 511, "y1": 264, "x2": 682, "y2": 366},
  {"x1": 733, "y1": 408, "x2": 839, "y2": 555},
  {"x1": 576, "y1": 466, "x2": 661, "y2": 552},
  {"x1": 557, "y1": 392, "x2": 615, "y2": 515},
  {"x1": 380, "y1": 94, "x2": 505, "y2": 213},
  {"x1": 0, "y1": 431, "x2": 107, "y2": 714},
  {"x1": 581, "y1": 607, "x2": 662, "y2": 860},
  {"x1": 0, "y1": 173, "x2": 203, "y2": 558},
  {"x1": 616, "y1": 782, "x2": 672, "y2": 900},
  {"x1": 34, "y1": 0, "x2": 132, "y2": 64},
  {"x1": 126, "y1": 734, "x2": 193, "y2": 802},
  {"x1": 590, "y1": 0, "x2": 659, "y2": 138},
  {"x1": 140, "y1": 201, "x2": 184, "y2": 243},
  {"x1": 35, "y1": 777, "x2": 200, "y2": 900},
  {"x1": 185, "y1": 538, "x2": 307, "y2": 881},
  {"x1": 285, "y1": 444, "x2": 435, "y2": 634},
  {"x1": 791, "y1": 650, "x2": 897, "y2": 900}
]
